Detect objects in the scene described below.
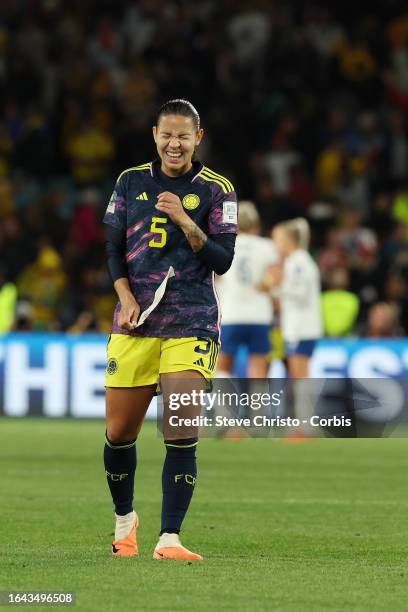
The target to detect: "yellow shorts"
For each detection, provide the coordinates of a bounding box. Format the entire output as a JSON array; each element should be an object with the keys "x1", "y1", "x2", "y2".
[{"x1": 105, "y1": 334, "x2": 219, "y2": 387}]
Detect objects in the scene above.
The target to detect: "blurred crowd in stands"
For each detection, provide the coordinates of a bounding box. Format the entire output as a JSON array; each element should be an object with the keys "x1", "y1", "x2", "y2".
[{"x1": 0, "y1": 0, "x2": 407, "y2": 337}]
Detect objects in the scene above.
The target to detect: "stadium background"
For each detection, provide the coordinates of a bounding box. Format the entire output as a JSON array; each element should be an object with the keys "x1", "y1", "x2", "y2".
[
  {"x1": 1, "y1": 3, "x2": 408, "y2": 611},
  {"x1": 0, "y1": 0, "x2": 407, "y2": 338}
]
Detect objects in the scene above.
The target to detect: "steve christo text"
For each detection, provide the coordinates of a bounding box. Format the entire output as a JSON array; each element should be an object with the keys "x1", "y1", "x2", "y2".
[{"x1": 167, "y1": 415, "x2": 353, "y2": 428}]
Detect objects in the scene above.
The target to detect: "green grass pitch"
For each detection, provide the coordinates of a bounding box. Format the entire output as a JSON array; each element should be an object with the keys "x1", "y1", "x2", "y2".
[{"x1": 1, "y1": 419, "x2": 407, "y2": 611}]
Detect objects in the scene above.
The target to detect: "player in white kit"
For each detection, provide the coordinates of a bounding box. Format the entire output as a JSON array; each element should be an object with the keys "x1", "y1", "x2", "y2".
[
  {"x1": 267, "y1": 218, "x2": 322, "y2": 376},
  {"x1": 263, "y1": 218, "x2": 323, "y2": 434},
  {"x1": 216, "y1": 202, "x2": 278, "y2": 377}
]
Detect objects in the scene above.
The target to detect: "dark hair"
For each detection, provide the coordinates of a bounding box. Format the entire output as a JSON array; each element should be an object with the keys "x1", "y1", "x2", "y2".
[{"x1": 156, "y1": 99, "x2": 200, "y2": 131}]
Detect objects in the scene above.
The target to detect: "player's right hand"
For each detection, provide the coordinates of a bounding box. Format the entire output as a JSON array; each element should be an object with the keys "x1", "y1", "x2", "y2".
[{"x1": 118, "y1": 297, "x2": 141, "y2": 331}]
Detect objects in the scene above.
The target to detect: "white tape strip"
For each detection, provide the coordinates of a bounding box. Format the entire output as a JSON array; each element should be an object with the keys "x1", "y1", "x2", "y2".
[{"x1": 133, "y1": 266, "x2": 175, "y2": 328}]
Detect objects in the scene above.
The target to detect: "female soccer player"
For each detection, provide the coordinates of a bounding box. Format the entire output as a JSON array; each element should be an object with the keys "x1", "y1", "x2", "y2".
[
  {"x1": 217, "y1": 201, "x2": 278, "y2": 377},
  {"x1": 263, "y1": 219, "x2": 322, "y2": 433},
  {"x1": 269, "y1": 218, "x2": 322, "y2": 375},
  {"x1": 103, "y1": 99, "x2": 237, "y2": 560}
]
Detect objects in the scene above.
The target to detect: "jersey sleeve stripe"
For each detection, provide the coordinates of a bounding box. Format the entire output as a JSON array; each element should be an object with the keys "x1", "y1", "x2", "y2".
[
  {"x1": 201, "y1": 169, "x2": 231, "y2": 192},
  {"x1": 117, "y1": 163, "x2": 152, "y2": 181},
  {"x1": 135, "y1": 163, "x2": 152, "y2": 169},
  {"x1": 200, "y1": 172, "x2": 228, "y2": 193},
  {"x1": 202, "y1": 166, "x2": 231, "y2": 185},
  {"x1": 201, "y1": 171, "x2": 234, "y2": 193},
  {"x1": 203, "y1": 167, "x2": 234, "y2": 192}
]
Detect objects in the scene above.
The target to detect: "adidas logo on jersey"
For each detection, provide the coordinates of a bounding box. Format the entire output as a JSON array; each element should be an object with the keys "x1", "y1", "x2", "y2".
[
  {"x1": 193, "y1": 358, "x2": 205, "y2": 367},
  {"x1": 136, "y1": 192, "x2": 148, "y2": 200}
]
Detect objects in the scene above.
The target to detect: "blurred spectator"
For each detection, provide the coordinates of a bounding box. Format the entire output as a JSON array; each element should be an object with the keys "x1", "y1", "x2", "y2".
[
  {"x1": 287, "y1": 163, "x2": 315, "y2": 210},
  {"x1": 68, "y1": 188, "x2": 103, "y2": 250},
  {"x1": 364, "y1": 302, "x2": 403, "y2": 337},
  {"x1": 367, "y1": 192, "x2": 396, "y2": 241},
  {"x1": 13, "y1": 300, "x2": 34, "y2": 331},
  {"x1": 17, "y1": 244, "x2": 67, "y2": 330},
  {"x1": 0, "y1": 265, "x2": 17, "y2": 333},
  {"x1": 385, "y1": 14, "x2": 408, "y2": 112},
  {"x1": 0, "y1": 122, "x2": 13, "y2": 177},
  {"x1": 336, "y1": 37, "x2": 377, "y2": 83},
  {"x1": 337, "y1": 208, "x2": 378, "y2": 270},
  {"x1": 392, "y1": 181, "x2": 408, "y2": 233},
  {"x1": 318, "y1": 227, "x2": 349, "y2": 285},
  {"x1": 228, "y1": 8, "x2": 270, "y2": 66},
  {"x1": 384, "y1": 111, "x2": 408, "y2": 181},
  {"x1": 0, "y1": 178, "x2": 14, "y2": 217},
  {"x1": 264, "y1": 123, "x2": 300, "y2": 196},
  {"x1": 384, "y1": 272, "x2": 408, "y2": 332},
  {"x1": 315, "y1": 139, "x2": 344, "y2": 197},
  {"x1": 88, "y1": 17, "x2": 122, "y2": 69},
  {"x1": 65, "y1": 116, "x2": 115, "y2": 184},
  {"x1": 335, "y1": 155, "x2": 370, "y2": 219},
  {"x1": 0, "y1": 215, "x2": 36, "y2": 281},
  {"x1": 304, "y1": 6, "x2": 344, "y2": 57},
  {"x1": 67, "y1": 311, "x2": 99, "y2": 334},
  {"x1": 321, "y1": 267, "x2": 360, "y2": 337}
]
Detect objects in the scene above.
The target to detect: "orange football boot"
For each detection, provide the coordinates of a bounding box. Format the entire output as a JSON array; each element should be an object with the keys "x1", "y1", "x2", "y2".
[
  {"x1": 112, "y1": 513, "x2": 139, "y2": 557},
  {"x1": 153, "y1": 545, "x2": 203, "y2": 561}
]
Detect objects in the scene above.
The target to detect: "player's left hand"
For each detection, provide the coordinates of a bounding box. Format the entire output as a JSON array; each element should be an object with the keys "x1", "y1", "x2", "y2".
[
  {"x1": 156, "y1": 192, "x2": 189, "y2": 226},
  {"x1": 268, "y1": 264, "x2": 283, "y2": 286},
  {"x1": 257, "y1": 264, "x2": 283, "y2": 291}
]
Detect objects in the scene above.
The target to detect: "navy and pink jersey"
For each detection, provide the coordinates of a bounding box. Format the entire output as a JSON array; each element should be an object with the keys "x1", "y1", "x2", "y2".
[{"x1": 103, "y1": 160, "x2": 238, "y2": 341}]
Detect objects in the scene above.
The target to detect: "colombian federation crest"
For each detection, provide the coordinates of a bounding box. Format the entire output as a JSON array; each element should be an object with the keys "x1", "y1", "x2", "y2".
[
  {"x1": 107, "y1": 358, "x2": 118, "y2": 375},
  {"x1": 182, "y1": 194, "x2": 200, "y2": 210}
]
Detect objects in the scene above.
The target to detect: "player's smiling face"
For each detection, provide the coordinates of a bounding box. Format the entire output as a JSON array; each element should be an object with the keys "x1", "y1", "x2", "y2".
[{"x1": 153, "y1": 114, "x2": 204, "y2": 177}]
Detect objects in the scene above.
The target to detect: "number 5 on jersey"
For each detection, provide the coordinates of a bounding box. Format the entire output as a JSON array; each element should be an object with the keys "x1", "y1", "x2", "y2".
[{"x1": 149, "y1": 217, "x2": 168, "y2": 248}]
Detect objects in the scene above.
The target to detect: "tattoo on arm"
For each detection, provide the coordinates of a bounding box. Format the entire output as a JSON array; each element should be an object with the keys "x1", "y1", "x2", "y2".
[{"x1": 182, "y1": 219, "x2": 208, "y2": 252}]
